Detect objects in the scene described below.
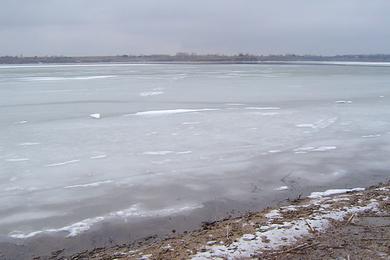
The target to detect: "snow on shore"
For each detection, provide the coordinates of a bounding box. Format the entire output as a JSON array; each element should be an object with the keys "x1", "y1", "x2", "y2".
[{"x1": 191, "y1": 186, "x2": 387, "y2": 259}]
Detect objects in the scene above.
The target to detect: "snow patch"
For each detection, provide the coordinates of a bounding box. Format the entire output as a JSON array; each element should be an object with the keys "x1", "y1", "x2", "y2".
[
  {"x1": 5, "y1": 158, "x2": 30, "y2": 162},
  {"x1": 274, "y1": 186, "x2": 289, "y2": 191},
  {"x1": 45, "y1": 160, "x2": 80, "y2": 167},
  {"x1": 90, "y1": 155, "x2": 107, "y2": 159},
  {"x1": 64, "y1": 180, "x2": 113, "y2": 189},
  {"x1": 335, "y1": 100, "x2": 352, "y2": 104},
  {"x1": 362, "y1": 134, "x2": 381, "y2": 138},
  {"x1": 129, "y1": 108, "x2": 219, "y2": 116},
  {"x1": 90, "y1": 113, "x2": 101, "y2": 119},
  {"x1": 139, "y1": 91, "x2": 164, "y2": 97},
  {"x1": 312, "y1": 146, "x2": 337, "y2": 152},
  {"x1": 192, "y1": 192, "x2": 379, "y2": 259},
  {"x1": 244, "y1": 107, "x2": 280, "y2": 110},
  {"x1": 308, "y1": 188, "x2": 365, "y2": 199},
  {"x1": 24, "y1": 76, "x2": 116, "y2": 81},
  {"x1": 182, "y1": 122, "x2": 201, "y2": 125},
  {"x1": 143, "y1": 151, "x2": 192, "y2": 155},
  {"x1": 18, "y1": 142, "x2": 40, "y2": 146},
  {"x1": 293, "y1": 146, "x2": 336, "y2": 153},
  {"x1": 143, "y1": 151, "x2": 174, "y2": 155},
  {"x1": 296, "y1": 117, "x2": 337, "y2": 130}
]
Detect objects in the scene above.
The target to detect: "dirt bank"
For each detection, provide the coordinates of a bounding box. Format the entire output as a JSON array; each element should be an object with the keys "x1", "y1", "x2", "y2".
[{"x1": 50, "y1": 182, "x2": 389, "y2": 259}]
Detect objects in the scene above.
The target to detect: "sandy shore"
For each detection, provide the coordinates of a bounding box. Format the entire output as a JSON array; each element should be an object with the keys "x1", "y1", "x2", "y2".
[{"x1": 55, "y1": 181, "x2": 389, "y2": 260}]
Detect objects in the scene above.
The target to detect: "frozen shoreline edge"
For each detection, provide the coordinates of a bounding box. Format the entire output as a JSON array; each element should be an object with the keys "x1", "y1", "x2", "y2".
[{"x1": 68, "y1": 181, "x2": 389, "y2": 259}]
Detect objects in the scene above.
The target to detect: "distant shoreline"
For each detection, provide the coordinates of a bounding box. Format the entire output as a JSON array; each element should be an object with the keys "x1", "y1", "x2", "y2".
[
  {"x1": 2, "y1": 54, "x2": 390, "y2": 65},
  {"x1": 1, "y1": 60, "x2": 390, "y2": 68}
]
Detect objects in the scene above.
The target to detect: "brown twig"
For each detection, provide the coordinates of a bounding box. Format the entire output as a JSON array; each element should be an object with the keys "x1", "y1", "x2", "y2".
[
  {"x1": 271, "y1": 242, "x2": 321, "y2": 255},
  {"x1": 346, "y1": 213, "x2": 356, "y2": 225},
  {"x1": 305, "y1": 220, "x2": 316, "y2": 233}
]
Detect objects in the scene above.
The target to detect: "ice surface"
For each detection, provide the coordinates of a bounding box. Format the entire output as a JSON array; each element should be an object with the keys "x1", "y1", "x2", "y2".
[{"x1": 1, "y1": 63, "x2": 390, "y2": 239}]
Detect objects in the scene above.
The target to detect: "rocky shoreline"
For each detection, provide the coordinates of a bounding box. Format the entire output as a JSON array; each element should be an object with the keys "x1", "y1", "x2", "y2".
[{"x1": 55, "y1": 181, "x2": 390, "y2": 260}]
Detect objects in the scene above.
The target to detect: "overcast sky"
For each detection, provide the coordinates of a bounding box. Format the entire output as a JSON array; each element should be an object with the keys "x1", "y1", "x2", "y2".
[{"x1": 1, "y1": 0, "x2": 390, "y2": 56}]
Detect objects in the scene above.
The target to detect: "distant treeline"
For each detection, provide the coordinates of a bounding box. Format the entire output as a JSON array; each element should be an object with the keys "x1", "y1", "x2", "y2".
[{"x1": 1, "y1": 53, "x2": 390, "y2": 64}]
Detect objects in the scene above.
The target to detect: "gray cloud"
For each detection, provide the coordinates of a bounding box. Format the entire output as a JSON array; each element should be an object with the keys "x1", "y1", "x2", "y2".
[{"x1": 1, "y1": 0, "x2": 390, "y2": 56}]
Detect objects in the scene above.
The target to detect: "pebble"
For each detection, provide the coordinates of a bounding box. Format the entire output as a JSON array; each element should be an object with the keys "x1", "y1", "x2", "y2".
[
  {"x1": 242, "y1": 234, "x2": 256, "y2": 241},
  {"x1": 259, "y1": 225, "x2": 269, "y2": 232}
]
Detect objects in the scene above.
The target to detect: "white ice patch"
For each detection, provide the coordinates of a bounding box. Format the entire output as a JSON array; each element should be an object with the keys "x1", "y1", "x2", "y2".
[
  {"x1": 145, "y1": 131, "x2": 158, "y2": 136},
  {"x1": 143, "y1": 151, "x2": 174, "y2": 155},
  {"x1": 4, "y1": 186, "x2": 24, "y2": 192},
  {"x1": 129, "y1": 108, "x2": 219, "y2": 116},
  {"x1": 294, "y1": 146, "x2": 315, "y2": 152},
  {"x1": 5, "y1": 158, "x2": 29, "y2": 162},
  {"x1": 143, "y1": 151, "x2": 192, "y2": 155},
  {"x1": 139, "y1": 91, "x2": 164, "y2": 97},
  {"x1": 293, "y1": 146, "x2": 336, "y2": 153},
  {"x1": 18, "y1": 142, "x2": 40, "y2": 146},
  {"x1": 9, "y1": 203, "x2": 203, "y2": 239},
  {"x1": 90, "y1": 155, "x2": 107, "y2": 159},
  {"x1": 296, "y1": 117, "x2": 337, "y2": 130},
  {"x1": 274, "y1": 186, "x2": 289, "y2": 191},
  {"x1": 308, "y1": 188, "x2": 365, "y2": 198},
  {"x1": 176, "y1": 151, "x2": 193, "y2": 155},
  {"x1": 64, "y1": 180, "x2": 113, "y2": 189},
  {"x1": 23, "y1": 75, "x2": 116, "y2": 81},
  {"x1": 296, "y1": 124, "x2": 316, "y2": 128},
  {"x1": 335, "y1": 100, "x2": 353, "y2": 104},
  {"x1": 225, "y1": 103, "x2": 245, "y2": 106},
  {"x1": 257, "y1": 112, "x2": 280, "y2": 116},
  {"x1": 45, "y1": 160, "x2": 80, "y2": 167},
  {"x1": 182, "y1": 122, "x2": 201, "y2": 125},
  {"x1": 89, "y1": 113, "x2": 101, "y2": 119},
  {"x1": 244, "y1": 107, "x2": 280, "y2": 110},
  {"x1": 312, "y1": 146, "x2": 337, "y2": 152},
  {"x1": 362, "y1": 134, "x2": 381, "y2": 138},
  {"x1": 265, "y1": 209, "x2": 281, "y2": 220}
]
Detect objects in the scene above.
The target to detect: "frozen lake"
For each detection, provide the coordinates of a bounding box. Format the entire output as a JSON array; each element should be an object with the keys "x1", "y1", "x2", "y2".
[{"x1": 0, "y1": 63, "x2": 389, "y2": 253}]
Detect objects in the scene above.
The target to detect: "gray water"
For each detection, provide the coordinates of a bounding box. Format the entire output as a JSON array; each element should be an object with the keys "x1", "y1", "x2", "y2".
[{"x1": 0, "y1": 63, "x2": 389, "y2": 244}]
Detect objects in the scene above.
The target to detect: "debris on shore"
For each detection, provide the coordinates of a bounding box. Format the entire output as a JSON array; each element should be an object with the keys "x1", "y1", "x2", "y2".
[{"x1": 69, "y1": 182, "x2": 389, "y2": 260}]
